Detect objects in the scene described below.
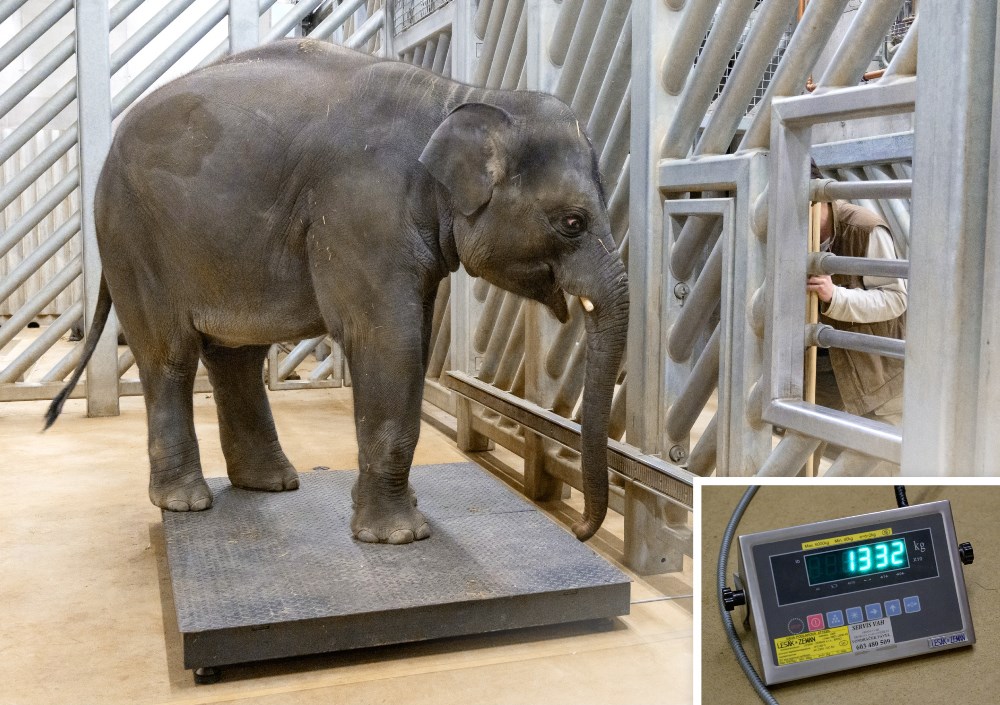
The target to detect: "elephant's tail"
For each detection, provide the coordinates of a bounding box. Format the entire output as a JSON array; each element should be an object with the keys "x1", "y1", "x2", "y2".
[{"x1": 43, "y1": 274, "x2": 114, "y2": 430}]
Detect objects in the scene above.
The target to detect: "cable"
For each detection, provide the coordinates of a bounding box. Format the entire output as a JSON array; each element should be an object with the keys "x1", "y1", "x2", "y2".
[
  {"x1": 718, "y1": 485, "x2": 779, "y2": 705},
  {"x1": 894, "y1": 485, "x2": 908, "y2": 507}
]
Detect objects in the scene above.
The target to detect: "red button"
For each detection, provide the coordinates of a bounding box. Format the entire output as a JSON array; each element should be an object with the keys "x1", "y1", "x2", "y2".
[{"x1": 807, "y1": 613, "x2": 825, "y2": 631}]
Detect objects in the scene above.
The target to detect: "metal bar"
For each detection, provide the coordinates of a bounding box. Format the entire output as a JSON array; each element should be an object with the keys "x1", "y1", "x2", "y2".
[
  {"x1": 686, "y1": 411, "x2": 717, "y2": 476},
  {"x1": 0, "y1": 0, "x2": 29, "y2": 27},
  {"x1": 861, "y1": 164, "x2": 911, "y2": 249},
  {"x1": 667, "y1": 236, "x2": 721, "y2": 363},
  {"x1": 739, "y1": 0, "x2": 852, "y2": 151},
  {"x1": 824, "y1": 450, "x2": 889, "y2": 477},
  {"x1": 112, "y1": 0, "x2": 231, "y2": 116},
  {"x1": 391, "y1": 3, "x2": 453, "y2": 54},
  {"x1": 765, "y1": 398, "x2": 901, "y2": 464},
  {"x1": 661, "y1": 0, "x2": 720, "y2": 96},
  {"x1": 665, "y1": 326, "x2": 719, "y2": 443},
  {"x1": 263, "y1": 0, "x2": 324, "y2": 41},
  {"x1": 112, "y1": 0, "x2": 201, "y2": 75},
  {"x1": 547, "y1": 0, "x2": 581, "y2": 67},
  {"x1": 499, "y1": 12, "x2": 526, "y2": 88},
  {"x1": 309, "y1": 0, "x2": 367, "y2": 41},
  {"x1": 810, "y1": 324, "x2": 905, "y2": 361},
  {"x1": 881, "y1": 13, "x2": 918, "y2": 82},
  {"x1": 0, "y1": 0, "x2": 145, "y2": 123},
  {"x1": 0, "y1": 36, "x2": 73, "y2": 122},
  {"x1": 568, "y1": 0, "x2": 629, "y2": 119},
  {"x1": 42, "y1": 341, "x2": 85, "y2": 383},
  {"x1": 0, "y1": 0, "x2": 73, "y2": 74},
  {"x1": 585, "y1": 8, "x2": 630, "y2": 148},
  {"x1": 0, "y1": 90, "x2": 76, "y2": 170},
  {"x1": 0, "y1": 174, "x2": 79, "y2": 261},
  {"x1": 432, "y1": 32, "x2": 450, "y2": 74},
  {"x1": 0, "y1": 212, "x2": 81, "y2": 300},
  {"x1": 766, "y1": 77, "x2": 916, "y2": 127},
  {"x1": 200, "y1": 0, "x2": 279, "y2": 66},
  {"x1": 0, "y1": 300, "x2": 84, "y2": 384},
  {"x1": 445, "y1": 372, "x2": 695, "y2": 508},
  {"x1": 552, "y1": 0, "x2": 603, "y2": 100},
  {"x1": 669, "y1": 214, "x2": 721, "y2": 281},
  {"x1": 628, "y1": 0, "x2": 687, "y2": 452},
  {"x1": 691, "y1": 0, "x2": 797, "y2": 156},
  {"x1": 811, "y1": 132, "x2": 913, "y2": 169},
  {"x1": 76, "y1": 0, "x2": 120, "y2": 417},
  {"x1": 0, "y1": 255, "x2": 82, "y2": 351},
  {"x1": 485, "y1": 0, "x2": 523, "y2": 88},
  {"x1": 117, "y1": 347, "x2": 135, "y2": 376},
  {"x1": 755, "y1": 431, "x2": 820, "y2": 477},
  {"x1": 229, "y1": 0, "x2": 260, "y2": 52},
  {"x1": 810, "y1": 252, "x2": 908, "y2": 279},
  {"x1": 345, "y1": 8, "x2": 385, "y2": 49},
  {"x1": 816, "y1": 0, "x2": 904, "y2": 90},
  {"x1": 903, "y1": 0, "x2": 997, "y2": 476},
  {"x1": 276, "y1": 336, "x2": 326, "y2": 380},
  {"x1": 810, "y1": 178, "x2": 911, "y2": 201},
  {"x1": 473, "y1": 0, "x2": 508, "y2": 83}
]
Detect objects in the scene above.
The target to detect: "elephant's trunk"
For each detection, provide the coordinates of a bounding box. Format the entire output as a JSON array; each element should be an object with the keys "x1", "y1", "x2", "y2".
[{"x1": 572, "y1": 255, "x2": 629, "y2": 541}]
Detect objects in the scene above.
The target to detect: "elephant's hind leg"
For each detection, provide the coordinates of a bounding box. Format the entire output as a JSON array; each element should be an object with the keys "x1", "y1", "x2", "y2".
[
  {"x1": 201, "y1": 344, "x2": 299, "y2": 492},
  {"x1": 134, "y1": 335, "x2": 213, "y2": 511}
]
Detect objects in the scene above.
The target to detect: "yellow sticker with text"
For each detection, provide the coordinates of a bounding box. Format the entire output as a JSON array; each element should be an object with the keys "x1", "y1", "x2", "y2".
[
  {"x1": 774, "y1": 626, "x2": 853, "y2": 666},
  {"x1": 802, "y1": 527, "x2": 892, "y2": 551}
]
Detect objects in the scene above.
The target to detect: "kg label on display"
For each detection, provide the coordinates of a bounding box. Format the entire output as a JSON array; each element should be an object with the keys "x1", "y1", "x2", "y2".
[{"x1": 849, "y1": 619, "x2": 895, "y2": 653}]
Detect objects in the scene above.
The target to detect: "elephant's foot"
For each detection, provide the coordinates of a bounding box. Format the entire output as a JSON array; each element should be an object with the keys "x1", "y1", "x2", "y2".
[
  {"x1": 351, "y1": 498, "x2": 430, "y2": 544},
  {"x1": 227, "y1": 460, "x2": 300, "y2": 492},
  {"x1": 149, "y1": 470, "x2": 213, "y2": 512}
]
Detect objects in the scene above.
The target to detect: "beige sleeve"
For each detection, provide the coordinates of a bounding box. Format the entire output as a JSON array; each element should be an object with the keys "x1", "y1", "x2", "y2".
[{"x1": 823, "y1": 227, "x2": 907, "y2": 323}]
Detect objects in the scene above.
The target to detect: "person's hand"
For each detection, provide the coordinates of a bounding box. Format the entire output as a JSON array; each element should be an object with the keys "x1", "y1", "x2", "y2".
[{"x1": 807, "y1": 275, "x2": 835, "y2": 303}]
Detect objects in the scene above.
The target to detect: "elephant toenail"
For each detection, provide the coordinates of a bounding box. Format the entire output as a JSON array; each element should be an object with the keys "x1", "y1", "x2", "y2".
[
  {"x1": 388, "y1": 529, "x2": 414, "y2": 544},
  {"x1": 415, "y1": 523, "x2": 431, "y2": 540},
  {"x1": 191, "y1": 498, "x2": 212, "y2": 511},
  {"x1": 166, "y1": 500, "x2": 189, "y2": 512},
  {"x1": 356, "y1": 529, "x2": 378, "y2": 543},
  {"x1": 286, "y1": 477, "x2": 300, "y2": 490}
]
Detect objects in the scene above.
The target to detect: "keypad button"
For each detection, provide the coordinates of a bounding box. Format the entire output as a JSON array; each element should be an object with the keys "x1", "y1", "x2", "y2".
[
  {"x1": 826, "y1": 610, "x2": 845, "y2": 627},
  {"x1": 806, "y1": 613, "x2": 825, "y2": 631},
  {"x1": 865, "y1": 603, "x2": 883, "y2": 620},
  {"x1": 884, "y1": 599, "x2": 902, "y2": 617},
  {"x1": 846, "y1": 607, "x2": 865, "y2": 624},
  {"x1": 903, "y1": 596, "x2": 921, "y2": 613},
  {"x1": 788, "y1": 618, "x2": 805, "y2": 634}
]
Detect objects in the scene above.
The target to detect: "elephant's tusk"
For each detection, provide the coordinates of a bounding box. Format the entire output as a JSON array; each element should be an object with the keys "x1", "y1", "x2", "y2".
[{"x1": 580, "y1": 296, "x2": 594, "y2": 312}]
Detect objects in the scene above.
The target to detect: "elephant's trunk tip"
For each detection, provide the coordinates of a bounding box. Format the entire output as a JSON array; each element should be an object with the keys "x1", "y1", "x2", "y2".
[{"x1": 572, "y1": 512, "x2": 605, "y2": 542}]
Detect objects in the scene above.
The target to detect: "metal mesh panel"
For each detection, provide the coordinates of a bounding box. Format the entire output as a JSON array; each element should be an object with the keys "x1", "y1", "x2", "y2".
[{"x1": 392, "y1": 0, "x2": 454, "y2": 35}]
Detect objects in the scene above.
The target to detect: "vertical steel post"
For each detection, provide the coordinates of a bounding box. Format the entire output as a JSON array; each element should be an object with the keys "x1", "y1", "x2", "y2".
[
  {"x1": 627, "y1": 0, "x2": 686, "y2": 455},
  {"x1": 229, "y1": 0, "x2": 259, "y2": 54},
  {"x1": 903, "y1": 0, "x2": 997, "y2": 475},
  {"x1": 76, "y1": 0, "x2": 119, "y2": 417},
  {"x1": 978, "y1": 8, "x2": 1000, "y2": 473},
  {"x1": 451, "y1": 0, "x2": 492, "y2": 452},
  {"x1": 521, "y1": 0, "x2": 565, "y2": 500}
]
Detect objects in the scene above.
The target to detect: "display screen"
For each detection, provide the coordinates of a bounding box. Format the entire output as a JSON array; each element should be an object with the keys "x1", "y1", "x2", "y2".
[{"x1": 805, "y1": 538, "x2": 909, "y2": 585}]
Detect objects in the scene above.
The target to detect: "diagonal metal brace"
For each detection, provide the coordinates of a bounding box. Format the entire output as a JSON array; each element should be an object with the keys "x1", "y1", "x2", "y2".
[{"x1": 444, "y1": 371, "x2": 694, "y2": 509}]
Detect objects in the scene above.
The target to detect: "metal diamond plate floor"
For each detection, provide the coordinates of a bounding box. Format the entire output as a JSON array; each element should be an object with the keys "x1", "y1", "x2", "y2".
[{"x1": 163, "y1": 462, "x2": 631, "y2": 671}]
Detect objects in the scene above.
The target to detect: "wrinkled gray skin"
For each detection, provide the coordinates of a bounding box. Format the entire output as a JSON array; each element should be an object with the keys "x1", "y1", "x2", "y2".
[{"x1": 48, "y1": 40, "x2": 629, "y2": 543}]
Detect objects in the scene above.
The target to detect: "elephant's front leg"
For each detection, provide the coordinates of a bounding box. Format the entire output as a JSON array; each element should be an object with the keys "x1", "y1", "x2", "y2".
[{"x1": 345, "y1": 325, "x2": 430, "y2": 544}]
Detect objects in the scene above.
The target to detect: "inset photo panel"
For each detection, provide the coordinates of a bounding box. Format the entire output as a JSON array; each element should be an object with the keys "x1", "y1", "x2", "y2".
[{"x1": 701, "y1": 484, "x2": 994, "y2": 704}]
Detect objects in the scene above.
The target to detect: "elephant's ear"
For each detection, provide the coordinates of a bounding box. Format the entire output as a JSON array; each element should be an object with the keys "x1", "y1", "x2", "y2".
[{"x1": 419, "y1": 103, "x2": 513, "y2": 217}]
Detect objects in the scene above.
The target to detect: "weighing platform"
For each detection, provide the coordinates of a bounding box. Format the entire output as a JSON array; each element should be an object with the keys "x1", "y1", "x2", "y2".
[{"x1": 162, "y1": 462, "x2": 631, "y2": 682}]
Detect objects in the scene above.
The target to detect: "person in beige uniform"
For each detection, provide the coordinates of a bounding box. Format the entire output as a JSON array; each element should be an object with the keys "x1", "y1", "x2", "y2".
[{"x1": 807, "y1": 199, "x2": 906, "y2": 426}]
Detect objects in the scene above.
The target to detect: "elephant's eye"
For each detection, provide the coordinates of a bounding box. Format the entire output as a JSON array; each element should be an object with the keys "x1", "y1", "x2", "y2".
[{"x1": 558, "y1": 213, "x2": 587, "y2": 237}]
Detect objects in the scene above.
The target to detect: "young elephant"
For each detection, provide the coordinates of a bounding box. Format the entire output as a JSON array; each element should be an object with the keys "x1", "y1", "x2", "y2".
[{"x1": 47, "y1": 40, "x2": 629, "y2": 544}]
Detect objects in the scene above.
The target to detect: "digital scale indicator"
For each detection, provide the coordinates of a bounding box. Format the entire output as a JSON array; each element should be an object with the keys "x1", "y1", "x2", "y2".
[{"x1": 736, "y1": 500, "x2": 975, "y2": 684}]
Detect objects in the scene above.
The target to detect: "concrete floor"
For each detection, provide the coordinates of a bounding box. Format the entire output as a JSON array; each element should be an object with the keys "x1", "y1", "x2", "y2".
[
  {"x1": 0, "y1": 388, "x2": 692, "y2": 705},
  {"x1": 702, "y1": 485, "x2": 995, "y2": 705}
]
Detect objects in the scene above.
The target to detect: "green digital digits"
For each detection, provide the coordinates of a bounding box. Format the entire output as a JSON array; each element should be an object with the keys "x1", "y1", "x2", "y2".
[{"x1": 806, "y1": 538, "x2": 910, "y2": 584}]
